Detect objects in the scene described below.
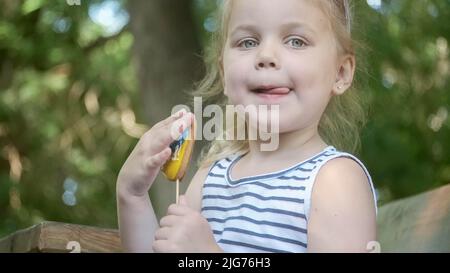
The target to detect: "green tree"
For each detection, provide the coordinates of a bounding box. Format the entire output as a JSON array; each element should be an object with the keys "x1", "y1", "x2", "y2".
[
  {"x1": 0, "y1": 0, "x2": 138, "y2": 236},
  {"x1": 356, "y1": 0, "x2": 450, "y2": 204}
]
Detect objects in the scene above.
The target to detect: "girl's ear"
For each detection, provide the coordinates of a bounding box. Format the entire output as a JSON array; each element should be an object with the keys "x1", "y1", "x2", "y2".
[{"x1": 333, "y1": 54, "x2": 355, "y2": 95}]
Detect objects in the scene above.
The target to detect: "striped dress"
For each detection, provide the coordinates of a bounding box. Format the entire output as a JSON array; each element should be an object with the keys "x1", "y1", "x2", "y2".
[{"x1": 201, "y1": 146, "x2": 377, "y2": 253}]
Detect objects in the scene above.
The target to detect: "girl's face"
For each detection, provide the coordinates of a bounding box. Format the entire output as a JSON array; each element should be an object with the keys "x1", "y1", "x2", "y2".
[{"x1": 223, "y1": 0, "x2": 344, "y2": 134}]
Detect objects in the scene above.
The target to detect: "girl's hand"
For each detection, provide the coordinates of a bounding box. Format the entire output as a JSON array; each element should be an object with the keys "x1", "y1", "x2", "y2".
[
  {"x1": 117, "y1": 110, "x2": 193, "y2": 197},
  {"x1": 152, "y1": 195, "x2": 223, "y2": 253}
]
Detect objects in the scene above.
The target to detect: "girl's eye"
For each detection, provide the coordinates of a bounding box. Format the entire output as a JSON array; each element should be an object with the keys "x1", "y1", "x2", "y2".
[
  {"x1": 238, "y1": 39, "x2": 259, "y2": 49},
  {"x1": 287, "y1": 37, "x2": 307, "y2": 48}
]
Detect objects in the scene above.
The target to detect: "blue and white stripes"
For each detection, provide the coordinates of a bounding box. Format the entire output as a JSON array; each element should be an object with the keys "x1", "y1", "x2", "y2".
[{"x1": 201, "y1": 146, "x2": 377, "y2": 253}]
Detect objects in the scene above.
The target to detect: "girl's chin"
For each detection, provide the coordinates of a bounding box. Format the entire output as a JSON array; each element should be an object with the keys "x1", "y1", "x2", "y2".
[
  {"x1": 246, "y1": 117, "x2": 302, "y2": 133},
  {"x1": 229, "y1": 91, "x2": 293, "y2": 105}
]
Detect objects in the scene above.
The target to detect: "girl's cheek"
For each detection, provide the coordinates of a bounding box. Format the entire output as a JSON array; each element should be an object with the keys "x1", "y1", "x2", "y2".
[
  {"x1": 224, "y1": 65, "x2": 247, "y2": 91},
  {"x1": 223, "y1": 72, "x2": 241, "y2": 101}
]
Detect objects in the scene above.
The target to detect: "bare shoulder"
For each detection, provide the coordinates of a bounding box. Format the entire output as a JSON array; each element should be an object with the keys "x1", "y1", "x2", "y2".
[
  {"x1": 312, "y1": 157, "x2": 375, "y2": 207},
  {"x1": 308, "y1": 157, "x2": 377, "y2": 252},
  {"x1": 184, "y1": 163, "x2": 213, "y2": 212}
]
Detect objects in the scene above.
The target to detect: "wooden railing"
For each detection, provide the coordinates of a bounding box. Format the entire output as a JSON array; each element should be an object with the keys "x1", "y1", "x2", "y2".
[
  {"x1": 1, "y1": 184, "x2": 449, "y2": 253},
  {"x1": 0, "y1": 222, "x2": 120, "y2": 253},
  {"x1": 377, "y1": 183, "x2": 450, "y2": 252}
]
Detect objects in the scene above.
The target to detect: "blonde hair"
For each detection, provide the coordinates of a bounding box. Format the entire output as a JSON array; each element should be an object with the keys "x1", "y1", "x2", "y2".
[{"x1": 193, "y1": 0, "x2": 366, "y2": 168}]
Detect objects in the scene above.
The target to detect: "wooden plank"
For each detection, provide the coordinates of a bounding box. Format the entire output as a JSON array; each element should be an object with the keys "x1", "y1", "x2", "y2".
[
  {"x1": 10, "y1": 223, "x2": 42, "y2": 253},
  {"x1": 0, "y1": 234, "x2": 13, "y2": 253},
  {"x1": 38, "y1": 222, "x2": 121, "y2": 253},
  {"x1": 0, "y1": 222, "x2": 121, "y2": 253},
  {"x1": 377, "y1": 183, "x2": 450, "y2": 253}
]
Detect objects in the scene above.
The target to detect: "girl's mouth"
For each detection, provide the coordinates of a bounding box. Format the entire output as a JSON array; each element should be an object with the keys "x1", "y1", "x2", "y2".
[
  {"x1": 251, "y1": 86, "x2": 293, "y2": 100},
  {"x1": 253, "y1": 87, "x2": 291, "y2": 94}
]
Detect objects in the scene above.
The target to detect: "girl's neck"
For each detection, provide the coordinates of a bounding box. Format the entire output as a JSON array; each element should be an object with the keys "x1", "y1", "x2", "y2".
[{"x1": 247, "y1": 124, "x2": 328, "y2": 163}]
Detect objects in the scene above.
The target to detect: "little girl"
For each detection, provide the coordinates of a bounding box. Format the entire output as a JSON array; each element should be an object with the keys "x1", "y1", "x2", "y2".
[{"x1": 117, "y1": 0, "x2": 378, "y2": 253}]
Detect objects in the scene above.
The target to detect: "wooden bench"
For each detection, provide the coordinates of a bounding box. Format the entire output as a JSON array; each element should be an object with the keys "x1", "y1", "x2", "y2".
[
  {"x1": 377, "y1": 183, "x2": 450, "y2": 252},
  {"x1": 0, "y1": 222, "x2": 120, "y2": 253},
  {"x1": 1, "y1": 184, "x2": 449, "y2": 253}
]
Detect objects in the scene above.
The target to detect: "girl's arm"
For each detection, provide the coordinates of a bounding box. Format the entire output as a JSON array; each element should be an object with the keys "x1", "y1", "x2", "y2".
[
  {"x1": 116, "y1": 111, "x2": 194, "y2": 252},
  {"x1": 307, "y1": 158, "x2": 377, "y2": 253},
  {"x1": 117, "y1": 187, "x2": 159, "y2": 252}
]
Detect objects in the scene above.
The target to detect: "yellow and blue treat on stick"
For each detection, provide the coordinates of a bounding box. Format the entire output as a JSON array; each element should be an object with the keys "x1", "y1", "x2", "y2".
[{"x1": 162, "y1": 119, "x2": 195, "y2": 203}]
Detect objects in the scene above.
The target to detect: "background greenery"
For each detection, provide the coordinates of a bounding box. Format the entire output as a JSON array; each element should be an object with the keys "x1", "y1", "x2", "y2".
[{"x1": 0, "y1": 0, "x2": 448, "y2": 237}]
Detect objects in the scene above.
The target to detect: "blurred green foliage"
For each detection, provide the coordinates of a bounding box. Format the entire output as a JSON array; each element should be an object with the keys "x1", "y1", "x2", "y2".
[
  {"x1": 356, "y1": 0, "x2": 450, "y2": 203},
  {"x1": 0, "y1": 0, "x2": 139, "y2": 236},
  {"x1": 0, "y1": 0, "x2": 449, "y2": 237}
]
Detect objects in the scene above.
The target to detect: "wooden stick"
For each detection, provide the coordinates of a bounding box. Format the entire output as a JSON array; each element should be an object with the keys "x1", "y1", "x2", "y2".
[{"x1": 176, "y1": 179, "x2": 179, "y2": 204}]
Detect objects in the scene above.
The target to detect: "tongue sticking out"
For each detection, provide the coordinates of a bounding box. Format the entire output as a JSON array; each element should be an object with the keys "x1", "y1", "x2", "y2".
[{"x1": 256, "y1": 87, "x2": 291, "y2": 95}]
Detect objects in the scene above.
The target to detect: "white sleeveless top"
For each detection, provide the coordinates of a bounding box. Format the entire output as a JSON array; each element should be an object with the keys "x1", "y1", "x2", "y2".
[{"x1": 200, "y1": 146, "x2": 377, "y2": 253}]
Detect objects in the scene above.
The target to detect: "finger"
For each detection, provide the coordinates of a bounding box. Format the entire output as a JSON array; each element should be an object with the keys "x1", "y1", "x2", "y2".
[
  {"x1": 154, "y1": 227, "x2": 172, "y2": 240},
  {"x1": 152, "y1": 239, "x2": 175, "y2": 253},
  {"x1": 144, "y1": 147, "x2": 172, "y2": 169},
  {"x1": 178, "y1": 195, "x2": 188, "y2": 206},
  {"x1": 152, "y1": 239, "x2": 163, "y2": 253},
  {"x1": 165, "y1": 112, "x2": 194, "y2": 141},
  {"x1": 159, "y1": 215, "x2": 178, "y2": 227},
  {"x1": 154, "y1": 109, "x2": 187, "y2": 129},
  {"x1": 167, "y1": 202, "x2": 192, "y2": 216},
  {"x1": 151, "y1": 113, "x2": 194, "y2": 154}
]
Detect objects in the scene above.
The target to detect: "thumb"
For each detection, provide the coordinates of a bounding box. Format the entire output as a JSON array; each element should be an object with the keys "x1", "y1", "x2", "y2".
[{"x1": 178, "y1": 195, "x2": 189, "y2": 206}]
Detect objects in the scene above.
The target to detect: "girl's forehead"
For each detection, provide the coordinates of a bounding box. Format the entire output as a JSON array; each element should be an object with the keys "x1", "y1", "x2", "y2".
[{"x1": 227, "y1": 0, "x2": 331, "y2": 34}]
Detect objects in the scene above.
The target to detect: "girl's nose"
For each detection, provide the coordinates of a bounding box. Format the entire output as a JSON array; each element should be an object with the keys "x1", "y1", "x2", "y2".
[
  {"x1": 255, "y1": 46, "x2": 280, "y2": 70},
  {"x1": 257, "y1": 59, "x2": 277, "y2": 69}
]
